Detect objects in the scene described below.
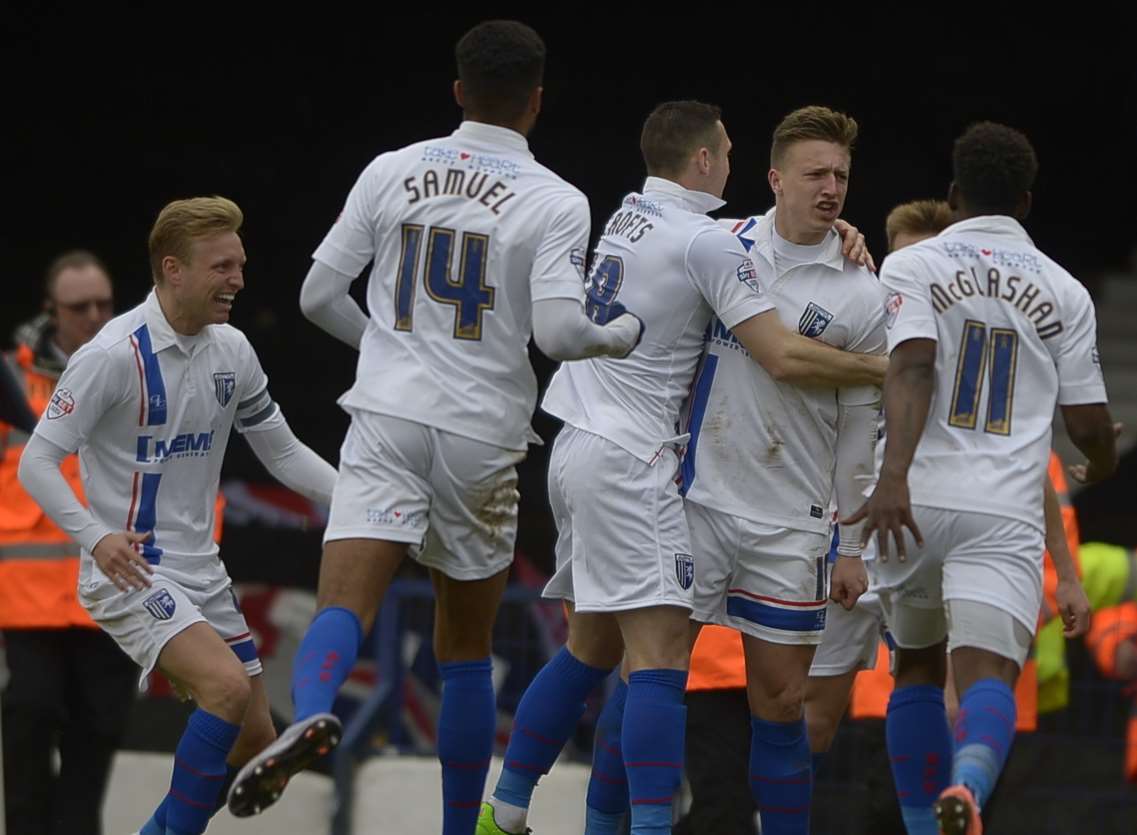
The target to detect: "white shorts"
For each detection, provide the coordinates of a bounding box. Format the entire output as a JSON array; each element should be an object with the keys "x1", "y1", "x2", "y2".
[
  {"x1": 81, "y1": 568, "x2": 261, "y2": 689},
  {"x1": 809, "y1": 585, "x2": 889, "y2": 676},
  {"x1": 873, "y1": 505, "x2": 1043, "y2": 666},
  {"x1": 687, "y1": 501, "x2": 830, "y2": 645},
  {"x1": 542, "y1": 427, "x2": 693, "y2": 612},
  {"x1": 325, "y1": 410, "x2": 525, "y2": 581}
]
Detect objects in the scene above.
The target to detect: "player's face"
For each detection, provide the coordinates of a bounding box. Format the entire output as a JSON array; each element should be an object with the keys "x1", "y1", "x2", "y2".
[
  {"x1": 178, "y1": 232, "x2": 246, "y2": 329},
  {"x1": 50, "y1": 265, "x2": 113, "y2": 356},
  {"x1": 774, "y1": 140, "x2": 850, "y2": 238},
  {"x1": 705, "y1": 121, "x2": 732, "y2": 199}
]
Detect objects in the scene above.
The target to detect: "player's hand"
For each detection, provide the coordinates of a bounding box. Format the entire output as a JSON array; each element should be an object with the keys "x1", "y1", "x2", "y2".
[
  {"x1": 1068, "y1": 421, "x2": 1123, "y2": 484},
  {"x1": 829, "y1": 555, "x2": 868, "y2": 610},
  {"x1": 1055, "y1": 577, "x2": 1092, "y2": 638},
  {"x1": 606, "y1": 307, "x2": 646, "y2": 359},
  {"x1": 833, "y1": 219, "x2": 876, "y2": 272},
  {"x1": 842, "y1": 474, "x2": 923, "y2": 562},
  {"x1": 92, "y1": 531, "x2": 155, "y2": 592}
]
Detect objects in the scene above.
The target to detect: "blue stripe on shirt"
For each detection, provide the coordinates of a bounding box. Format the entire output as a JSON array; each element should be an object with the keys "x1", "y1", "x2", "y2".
[
  {"x1": 679, "y1": 353, "x2": 718, "y2": 497},
  {"x1": 132, "y1": 325, "x2": 168, "y2": 427}
]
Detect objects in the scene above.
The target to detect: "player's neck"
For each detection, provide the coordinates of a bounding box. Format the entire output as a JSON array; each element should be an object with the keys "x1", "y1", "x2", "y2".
[
  {"x1": 154, "y1": 284, "x2": 205, "y2": 336},
  {"x1": 462, "y1": 113, "x2": 531, "y2": 138},
  {"x1": 773, "y1": 209, "x2": 827, "y2": 246}
]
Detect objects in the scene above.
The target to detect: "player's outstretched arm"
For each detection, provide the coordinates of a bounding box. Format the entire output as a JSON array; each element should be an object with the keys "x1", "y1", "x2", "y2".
[
  {"x1": 531, "y1": 298, "x2": 643, "y2": 361},
  {"x1": 243, "y1": 420, "x2": 337, "y2": 506},
  {"x1": 732, "y1": 310, "x2": 888, "y2": 387},
  {"x1": 18, "y1": 433, "x2": 154, "y2": 591},
  {"x1": 299, "y1": 260, "x2": 369, "y2": 350},
  {"x1": 1044, "y1": 473, "x2": 1092, "y2": 637},
  {"x1": 1061, "y1": 403, "x2": 1118, "y2": 485}
]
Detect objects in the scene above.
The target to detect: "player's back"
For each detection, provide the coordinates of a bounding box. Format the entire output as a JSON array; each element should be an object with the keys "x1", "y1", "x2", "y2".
[
  {"x1": 315, "y1": 121, "x2": 590, "y2": 452},
  {"x1": 542, "y1": 178, "x2": 771, "y2": 464},
  {"x1": 879, "y1": 215, "x2": 1106, "y2": 529}
]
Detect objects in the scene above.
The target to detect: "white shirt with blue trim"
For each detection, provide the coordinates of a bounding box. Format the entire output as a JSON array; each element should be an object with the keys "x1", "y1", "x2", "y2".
[
  {"x1": 681, "y1": 208, "x2": 887, "y2": 533},
  {"x1": 32, "y1": 290, "x2": 283, "y2": 588}
]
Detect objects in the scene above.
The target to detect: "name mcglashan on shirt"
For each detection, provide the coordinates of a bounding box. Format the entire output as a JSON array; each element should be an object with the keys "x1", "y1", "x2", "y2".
[{"x1": 931, "y1": 267, "x2": 1062, "y2": 339}]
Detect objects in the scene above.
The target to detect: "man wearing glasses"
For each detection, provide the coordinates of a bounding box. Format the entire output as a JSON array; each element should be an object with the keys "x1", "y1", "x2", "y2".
[{"x1": 1, "y1": 251, "x2": 133, "y2": 835}]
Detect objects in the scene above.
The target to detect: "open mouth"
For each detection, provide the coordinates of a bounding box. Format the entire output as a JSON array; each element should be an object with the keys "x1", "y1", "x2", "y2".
[{"x1": 215, "y1": 293, "x2": 236, "y2": 310}]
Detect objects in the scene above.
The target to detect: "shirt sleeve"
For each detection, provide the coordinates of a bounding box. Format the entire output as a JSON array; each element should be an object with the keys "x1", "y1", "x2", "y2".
[
  {"x1": 32, "y1": 343, "x2": 128, "y2": 454},
  {"x1": 686, "y1": 227, "x2": 776, "y2": 330},
  {"x1": 879, "y1": 249, "x2": 938, "y2": 352},
  {"x1": 838, "y1": 276, "x2": 890, "y2": 407},
  {"x1": 529, "y1": 191, "x2": 591, "y2": 304},
  {"x1": 312, "y1": 155, "x2": 385, "y2": 277},
  {"x1": 234, "y1": 335, "x2": 285, "y2": 434},
  {"x1": 1052, "y1": 280, "x2": 1108, "y2": 405}
]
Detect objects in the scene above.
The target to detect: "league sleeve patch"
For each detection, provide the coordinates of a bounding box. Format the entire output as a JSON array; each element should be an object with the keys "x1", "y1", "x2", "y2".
[
  {"x1": 737, "y1": 259, "x2": 763, "y2": 294},
  {"x1": 885, "y1": 292, "x2": 903, "y2": 329},
  {"x1": 46, "y1": 388, "x2": 75, "y2": 420},
  {"x1": 570, "y1": 247, "x2": 587, "y2": 279}
]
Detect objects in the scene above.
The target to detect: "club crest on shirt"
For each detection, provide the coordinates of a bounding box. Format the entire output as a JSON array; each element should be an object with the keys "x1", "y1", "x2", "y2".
[
  {"x1": 798, "y1": 302, "x2": 834, "y2": 338},
  {"x1": 213, "y1": 372, "x2": 236, "y2": 407},
  {"x1": 143, "y1": 589, "x2": 177, "y2": 621},
  {"x1": 675, "y1": 553, "x2": 695, "y2": 590},
  {"x1": 46, "y1": 388, "x2": 75, "y2": 420}
]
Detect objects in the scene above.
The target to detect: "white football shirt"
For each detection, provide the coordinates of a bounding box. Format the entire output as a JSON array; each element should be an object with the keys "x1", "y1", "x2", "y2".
[
  {"x1": 880, "y1": 215, "x2": 1107, "y2": 530},
  {"x1": 681, "y1": 208, "x2": 887, "y2": 533},
  {"x1": 542, "y1": 177, "x2": 774, "y2": 464},
  {"x1": 33, "y1": 290, "x2": 283, "y2": 587},
  {"x1": 313, "y1": 120, "x2": 590, "y2": 452}
]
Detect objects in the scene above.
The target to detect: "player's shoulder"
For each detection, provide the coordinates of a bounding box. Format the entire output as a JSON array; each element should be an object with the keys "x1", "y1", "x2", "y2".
[
  {"x1": 879, "y1": 237, "x2": 941, "y2": 278},
  {"x1": 82, "y1": 304, "x2": 149, "y2": 360},
  {"x1": 206, "y1": 322, "x2": 256, "y2": 357}
]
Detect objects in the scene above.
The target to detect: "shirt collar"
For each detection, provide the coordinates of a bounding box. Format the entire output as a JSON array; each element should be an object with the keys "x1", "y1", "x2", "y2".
[
  {"x1": 753, "y1": 207, "x2": 845, "y2": 271},
  {"x1": 940, "y1": 214, "x2": 1034, "y2": 246},
  {"x1": 143, "y1": 290, "x2": 208, "y2": 355},
  {"x1": 642, "y1": 176, "x2": 726, "y2": 215},
  {"x1": 452, "y1": 120, "x2": 533, "y2": 158}
]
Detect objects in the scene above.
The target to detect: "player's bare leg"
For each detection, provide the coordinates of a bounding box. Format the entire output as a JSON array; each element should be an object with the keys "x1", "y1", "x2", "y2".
[
  {"x1": 228, "y1": 537, "x2": 405, "y2": 816},
  {"x1": 741, "y1": 636, "x2": 817, "y2": 833}
]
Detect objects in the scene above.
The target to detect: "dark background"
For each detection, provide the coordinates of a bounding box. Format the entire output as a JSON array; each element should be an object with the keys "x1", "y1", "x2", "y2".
[{"x1": 5, "y1": 13, "x2": 1137, "y2": 568}]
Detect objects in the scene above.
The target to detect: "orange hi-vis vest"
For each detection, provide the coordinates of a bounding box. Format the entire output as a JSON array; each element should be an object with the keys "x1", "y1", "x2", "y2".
[
  {"x1": 0, "y1": 345, "x2": 225, "y2": 630},
  {"x1": 688, "y1": 625, "x2": 747, "y2": 691},
  {"x1": 1085, "y1": 601, "x2": 1137, "y2": 783},
  {"x1": 0, "y1": 345, "x2": 94, "y2": 629},
  {"x1": 1041, "y1": 453, "x2": 1081, "y2": 626}
]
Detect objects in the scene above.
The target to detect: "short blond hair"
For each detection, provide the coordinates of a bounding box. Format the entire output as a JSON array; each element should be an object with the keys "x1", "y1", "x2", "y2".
[
  {"x1": 771, "y1": 106, "x2": 858, "y2": 167},
  {"x1": 148, "y1": 196, "x2": 243, "y2": 283},
  {"x1": 884, "y1": 199, "x2": 953, "y2": 252}
]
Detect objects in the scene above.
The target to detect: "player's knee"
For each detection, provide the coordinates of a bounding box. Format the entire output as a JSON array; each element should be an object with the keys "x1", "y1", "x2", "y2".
[
  {"x1": 750, "y1": 676, "x2": 807, "y2": 723},
  {"x1": 196, "y1": 665, "x2": 252, "y2": 723},
  {"x1": 566, "y1": 634, "x2": 624, "y2": 670},
  {"x1": 806, "y1": 709, "x2": 839, "y2": 753}
]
